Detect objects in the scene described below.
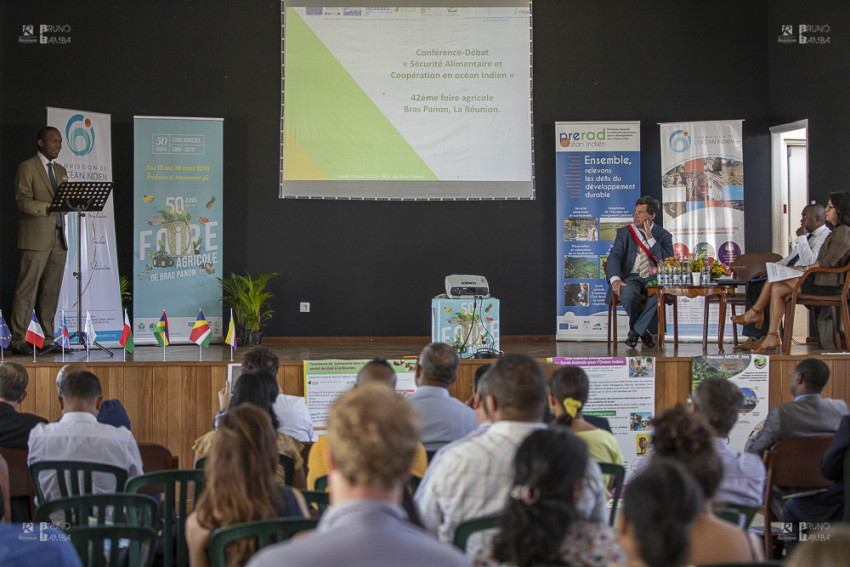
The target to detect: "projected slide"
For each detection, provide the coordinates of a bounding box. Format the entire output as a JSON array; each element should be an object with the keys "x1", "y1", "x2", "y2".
[{"x1": 281, "y1": 2, "x2": 534, "y2": 200}]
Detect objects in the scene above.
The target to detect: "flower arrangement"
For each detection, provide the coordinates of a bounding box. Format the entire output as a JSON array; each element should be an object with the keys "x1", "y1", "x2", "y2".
[{"x1": 671, "y1": 253, "x2": 730, "y2": 278}]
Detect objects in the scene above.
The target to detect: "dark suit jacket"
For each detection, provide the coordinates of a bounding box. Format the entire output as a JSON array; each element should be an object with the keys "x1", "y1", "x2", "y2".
[
  {"x1": 0, "y1": 402, "x2": 48, "y2": 451},
  {"x1": 745, "y1": 394, "x2": 849, "y2": 456},
  {"x1": 605, "y1": 222, "x2": 674, "y2": 302},
  {"x1": 15, "y1": 154, "x2": 68, "y2": 251}
]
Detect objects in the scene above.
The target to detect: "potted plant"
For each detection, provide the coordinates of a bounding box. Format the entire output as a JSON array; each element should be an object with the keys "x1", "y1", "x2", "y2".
[{"x1": 217, "y1": 272, "x2": 277, "y2": 345}]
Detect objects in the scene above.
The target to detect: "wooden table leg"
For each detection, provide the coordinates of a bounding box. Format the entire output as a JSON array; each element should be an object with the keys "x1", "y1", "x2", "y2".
[
  {"x1": 657, "y1": 291, "x2": 666, "y2": 348},
  {"x1": 673, "y1": 296, "x2": 679, "y2": 348},
  {"x1": 718, "y1": 289, "x2": 727, "y2": 350}
]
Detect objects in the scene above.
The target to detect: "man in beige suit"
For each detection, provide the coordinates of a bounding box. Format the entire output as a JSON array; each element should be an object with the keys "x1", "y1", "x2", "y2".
[{"x1": 10, "y1": 127, "x2": 68, "y2": 354}]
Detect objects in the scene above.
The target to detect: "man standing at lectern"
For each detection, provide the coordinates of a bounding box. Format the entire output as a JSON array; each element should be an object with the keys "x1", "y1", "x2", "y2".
[
  {"x1": 606, "y1": 196, "x2": 674, "y2": 349},
  {"x1": 10, "y1": 127, "x2": 68, "y2": 354}
]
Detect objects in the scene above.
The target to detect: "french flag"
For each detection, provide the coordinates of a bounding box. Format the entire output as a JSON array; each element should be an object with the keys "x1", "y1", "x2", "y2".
[{"x1": 25, "y1": 311, "x2": 45, "y2": 348}]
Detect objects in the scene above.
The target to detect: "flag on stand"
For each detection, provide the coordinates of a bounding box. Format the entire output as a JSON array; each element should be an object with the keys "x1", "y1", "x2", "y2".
[
  {"x1": 25, "y1": 311, "x2": 45, "y2": 348},
  {"x1": 84, "y1": 311, "x2": 97, "y2": 346},
  {"x1": 0, "y1": 311, "x2": 11, "y2": 350},
  {"x1": 189, "y1": 309, "x2": 212, "y2": 348},
  {"x1": 225, "y1": 308, "x2": 237, "y2": 351},
  {"x1": 120, "y1": 309, "x2": 134, "y2": 354},
  {"x1": 55, "y1": 312, "x2": 71, "y2": 349},
  {"x1": 154, "y1": 310, "x2": 169, "y2": 347}
]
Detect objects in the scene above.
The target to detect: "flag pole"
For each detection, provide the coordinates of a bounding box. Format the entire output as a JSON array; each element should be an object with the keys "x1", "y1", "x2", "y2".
[
  {"x1": 199, "y1": 344, "x2": 202, "y2": 362},
  {"x1": 32, "y1": 344, "x2": 36, "y2": 363}
]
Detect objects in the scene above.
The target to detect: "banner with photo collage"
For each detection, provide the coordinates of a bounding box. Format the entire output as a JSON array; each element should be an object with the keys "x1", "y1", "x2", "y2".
[
  {"x1": 555, "y1": 122, "x2": 641, "y2": 341},
  {"x1": 549, "y1": 356, "x2": 656, "y2": 481},
  {"x1": 133, "y1": 117, "x2": 223, "y2": 344},
  {"x1": 660, "y1": 120, "x2": 745, "y2": 339}
]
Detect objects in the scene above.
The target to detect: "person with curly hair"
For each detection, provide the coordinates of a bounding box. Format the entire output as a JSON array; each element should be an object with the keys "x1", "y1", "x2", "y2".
[
  {"x1": 186, "y1": 403, "x2": 309, "y2": 567},
  {"x1": 476, "y1": 428, "x2": 624, "y2": 567}
]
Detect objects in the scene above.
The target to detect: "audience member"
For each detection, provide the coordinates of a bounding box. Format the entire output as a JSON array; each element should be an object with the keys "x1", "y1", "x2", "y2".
[
  {"x1": 651, "y1": 405, "x2": 763, "y2": 565},
  {"x1": 193, "y1": 368, "x2": 305, "y2": 488},
  {"x1": 466, "y1": 363, "x2": 493, "y2": 429},
  {"x1": 615, "y1": 459, "x2": 702, "y2": 567},
  {"x1": 548, "y1": 366, "x2": 624, "y2": 467},
  {"x1": 0, "y1": 362, "x2": 47, "y2": 450},
  {"x1": 409, "y1": 343, "x2": 477, "y2": 452},
  {"x1": 28, "y1": 370, "x2": 143, "y2": 503},
  {"x1": 55, "y1": 364, "x2": 131, "y2": 429},
  {"x1": 690, "y1": 376, "x2": 765, "y2": 507},
  {"x1": 476, "y1": 428, "x2": 624, "y2": 567},
  {"x1": 785, "y1": 524, "x2": 850, "y2": 567},
  {"x1": 186, "y1": 403, "x2": 309, "y2": 567},
  {"x1": 247, "y1": 383, "x2": 469, "y2": 567},
  {"x1": 224, "y1": 346, "x2": 314, "y2": 443},
  {"x1": 745, "y1": 358, "x2": 848, "y2": 456},
  {"x1": 306, "y1": 359, "x2": 428, "y2": 490},
  {"x1": 0, "y1": 454, "x2": 9, "y2": 522},
  {"x1": 416, "y1": 353, "x2": 607, "y2": 557}
]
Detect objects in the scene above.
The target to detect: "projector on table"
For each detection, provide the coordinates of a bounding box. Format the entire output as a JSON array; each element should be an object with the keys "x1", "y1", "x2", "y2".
[{"x1": 445, "y1": 275, "x2": 489, "y2": 299}]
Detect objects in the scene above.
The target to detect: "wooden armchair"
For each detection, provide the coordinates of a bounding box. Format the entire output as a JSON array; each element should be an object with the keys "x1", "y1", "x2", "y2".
[{"x1": 781, "y1": 260, "x2": 850, "y2": 354}]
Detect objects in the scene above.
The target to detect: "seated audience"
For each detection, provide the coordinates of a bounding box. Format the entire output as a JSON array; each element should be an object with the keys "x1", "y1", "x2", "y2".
[
  {"x1": 548, "y1": 366, "x2": 624, "y2": 467},
  {"x1": 0, "y1": 362, "x2": 47, "y2": 450},
  {"x1": 55, "y1": 364, "x2": 131, "y2": 429},
  {"x1": 306, "y1": 359, "x2": 427, "y2": 490},
  {"x1": 466, "y1": 363, "x2": 493, "y2": 430},
  {"x1": 476, "y1": 428, "x2": 624, "y2": 567},
  {"x1": 186, "y1": 403, "x2": 309, "y2": 567},
  {"x1": 0, "y1": 454, "x2": 9, "y2": 522},
  {"x1": 409, "y1": 343, "x2": 477, "y2": 452},
  {"x1": 651, "y1": 405, "x2": 763, "y2": 565},
  {"x1": 690, "y1": 376, "x2": 765, "y2": 507},
  {"x1": 218, "y1": 346, "x2": 313, "y2": 443},
  {"x1": 615, "y1": 459, "x2": 702, "y2": 567},
  {"x1": 194, "y1": 369, "x2": 305, "y2": 488},
  {"x1": 28, "y1": 370, "x2": 143, "y2": 503},
  {"x1": 247, "y1": 383, "x2": 469, "y2": 567}
]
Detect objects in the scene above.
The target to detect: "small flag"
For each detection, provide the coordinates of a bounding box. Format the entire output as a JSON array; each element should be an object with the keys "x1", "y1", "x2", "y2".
[
  {"x1": 189, "y1": 309, "x2": 211, "y2": 348},
  {"x1": 225, "y1": 308, "x2": 237, "y2": 351},
  {"x1": 0, "y1": 311, "x2": 11, "y2": 350},
  {"x1": 120, "y1": 309, "x2": 134, "y2": 354},
  {"x1": 55, "y1": 312, "x2": 71, "y2": 349},
  {"x1": 84, "y1": 311, "x2": 97, "y2": 346},
  {"x1": 155, "y1": 310, "x2": 169, "y2": 347},
  {"x1": 25, "y1": 311, "x2": 45, "y2": 349}
]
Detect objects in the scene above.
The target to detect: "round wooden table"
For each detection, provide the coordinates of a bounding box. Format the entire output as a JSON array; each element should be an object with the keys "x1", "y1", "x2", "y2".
[{"x1": 648, "y1": 283, "x2": 737, "y2": 349}]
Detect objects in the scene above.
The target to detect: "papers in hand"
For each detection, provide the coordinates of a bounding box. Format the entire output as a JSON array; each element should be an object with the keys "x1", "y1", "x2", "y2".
[{"x1": 766, "y1": 262, "x2": 804, "y2": 283}]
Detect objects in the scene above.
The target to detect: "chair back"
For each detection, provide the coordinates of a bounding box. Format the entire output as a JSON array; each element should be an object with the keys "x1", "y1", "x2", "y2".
[
  {"x1": 301, "y1": 490, "x2": 330, "y2": 516},
  {"x1": 452, "y1": 515, "x2": 498, "y2": 552},
  {"x1": 138, "y1": 443, "x2": 179, "y2": 496},
  {"x1": 730, "y1": 252, "x2": 782, "y2": 281},
  {"x1": 125, "y1": 469, "x2": 205, "y2": 567},
  {"x1": 313, "y1": 475, "x2": 328, "y2": 493},
  {"x1": 30, "y1": 460, "x2": 128, "y2": 505},
  {"x1": 0, "y1": 447, "x2": 35, "y2": 520},
  {"x1": 762, "y1": 436, "x2": 834, "y2": 558},
  {"x1": 599, "y1": 462, "x2": 625, "y2": 527},
  {"x1": 68, "y1": 525, "x2": 157, "y2": 567},
  {"x1": 843, "y1": 443, "x2": 850, "y2": 523},
  {"x1": 196, "y1": 453, "x2": 295, "y2": 486},
  {"x1": 712, "y1": 502, "x2": 757, "y2": 529},
  {"x1": 34, "y1": 492, "x2": 159, "y2": 529},
  {"x1": 208, "y1": 518, "x2": 318, "y2": 567}
]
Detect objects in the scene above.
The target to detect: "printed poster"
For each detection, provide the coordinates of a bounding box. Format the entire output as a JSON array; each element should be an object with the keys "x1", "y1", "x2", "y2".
[{"x1": 555, "y1": 122, "x2": 641, "y2": 341}]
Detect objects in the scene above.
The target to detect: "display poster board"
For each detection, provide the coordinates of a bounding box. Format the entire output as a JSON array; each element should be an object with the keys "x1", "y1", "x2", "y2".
[{"x1": 431, "y1": 297, "x2": 499, "y2": 358}]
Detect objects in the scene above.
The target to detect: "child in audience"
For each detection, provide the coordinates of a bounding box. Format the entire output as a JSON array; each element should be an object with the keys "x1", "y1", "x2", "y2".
[{"x1": 186, "y1": 403, "x2": 308, "y2": 567}]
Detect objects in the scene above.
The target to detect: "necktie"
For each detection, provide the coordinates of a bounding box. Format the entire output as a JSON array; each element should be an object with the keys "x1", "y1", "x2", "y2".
[
  {"x1": 638, "y1": 248, "x2": 653, "y2": 278},
  {"x1": 47, "y1": 163, "x2": 62, "y2": 229}
]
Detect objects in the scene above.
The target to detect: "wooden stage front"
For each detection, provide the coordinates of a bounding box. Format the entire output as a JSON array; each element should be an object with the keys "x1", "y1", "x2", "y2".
[{"x1": 8, "y1": 336, "x2": 850, "y2": 469}]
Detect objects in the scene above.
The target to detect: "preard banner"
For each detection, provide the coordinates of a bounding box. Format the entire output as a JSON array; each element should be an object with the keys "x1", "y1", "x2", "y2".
[
  {"x1": 47, "y1": 107, "x2": 123, "y2": 344},
  {"x1": 555, "y1": 122, "x2": 641, "y2": 341},
  {"x1": 133, "y1": 116, "x2": 223, "y2": 345},
  {"x1": 660, "y1": 120, "x2": 744, "y2": 339}
]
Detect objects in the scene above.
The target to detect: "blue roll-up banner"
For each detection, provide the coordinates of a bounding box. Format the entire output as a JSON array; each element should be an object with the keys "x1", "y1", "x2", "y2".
[
  {"x1": 133, "y1": 116, "x2": 223, "y2": 345},
  {"x1": 555, "y1": 122, "x2": 641, "y2": 341}
]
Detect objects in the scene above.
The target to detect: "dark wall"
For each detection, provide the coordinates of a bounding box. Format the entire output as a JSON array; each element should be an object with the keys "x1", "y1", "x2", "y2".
[{"x1": 2, "y1": 0, "x2": 835, "y2": 338}]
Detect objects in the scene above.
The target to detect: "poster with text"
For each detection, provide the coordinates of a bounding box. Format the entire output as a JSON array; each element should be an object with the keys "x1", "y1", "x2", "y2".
[
  {"x1": 133, "y1": 116, "x2": 223, "y2": 344},
  {"x1": 549, "y1": 356, "x2": 655, "y2": 480},
  {"x1": 304, "y1": 359, "x2": 417, "y2": 440},
  {"x1": 48, "y1": 108, "x2": 123, "y2": 344},
  {"x1": 691, "y1": 354, "x2": 769, "y2": 452},
  {"x1": 660, "y1": 120, "x2": 744, "y2": 340},
  {"x1": 555, "y1": 122, "x2": 641, "y2": 341}
]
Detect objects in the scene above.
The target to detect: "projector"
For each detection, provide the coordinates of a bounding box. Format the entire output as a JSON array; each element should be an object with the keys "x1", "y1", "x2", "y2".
[{"x1": 445, "y1": 275, "x2": 489, "y2": 299}]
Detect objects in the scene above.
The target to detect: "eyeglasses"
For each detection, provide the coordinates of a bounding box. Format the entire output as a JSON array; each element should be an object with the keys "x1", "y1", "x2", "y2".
[{"x1": 826, "y1": 204, "x2": 835, "y2": 210}]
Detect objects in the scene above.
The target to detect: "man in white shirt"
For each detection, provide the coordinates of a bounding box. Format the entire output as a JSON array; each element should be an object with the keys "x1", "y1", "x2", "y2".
[{"x1": 28, "y1": 370, "x2": 143, "y2": 503}]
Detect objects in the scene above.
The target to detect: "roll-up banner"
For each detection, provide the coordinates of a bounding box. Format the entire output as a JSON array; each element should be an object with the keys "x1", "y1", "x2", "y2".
[
  {"x1": 47, "y1": 108, "x2": 123, "y2": 344},
  {"x1": 555, "y1": 122, "x2": 641, "y2": 341},
  {"x1": 133, "y1": 117, "x2": 224, "y2": 345},
  {"x1": 660, "y1": 120, "x2": 744, "y2": 339}
]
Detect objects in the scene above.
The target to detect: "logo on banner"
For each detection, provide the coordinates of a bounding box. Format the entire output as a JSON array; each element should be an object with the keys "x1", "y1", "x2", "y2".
[
  {"x1": 669, "y1": 130, "x2": 691, "y2": 153},
  {"x1": 18, "y1": 25, "x2": 37, "y2": 44},
  {"x1": 65, "y1": 115, "x2": 96, "y2": 156}
]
